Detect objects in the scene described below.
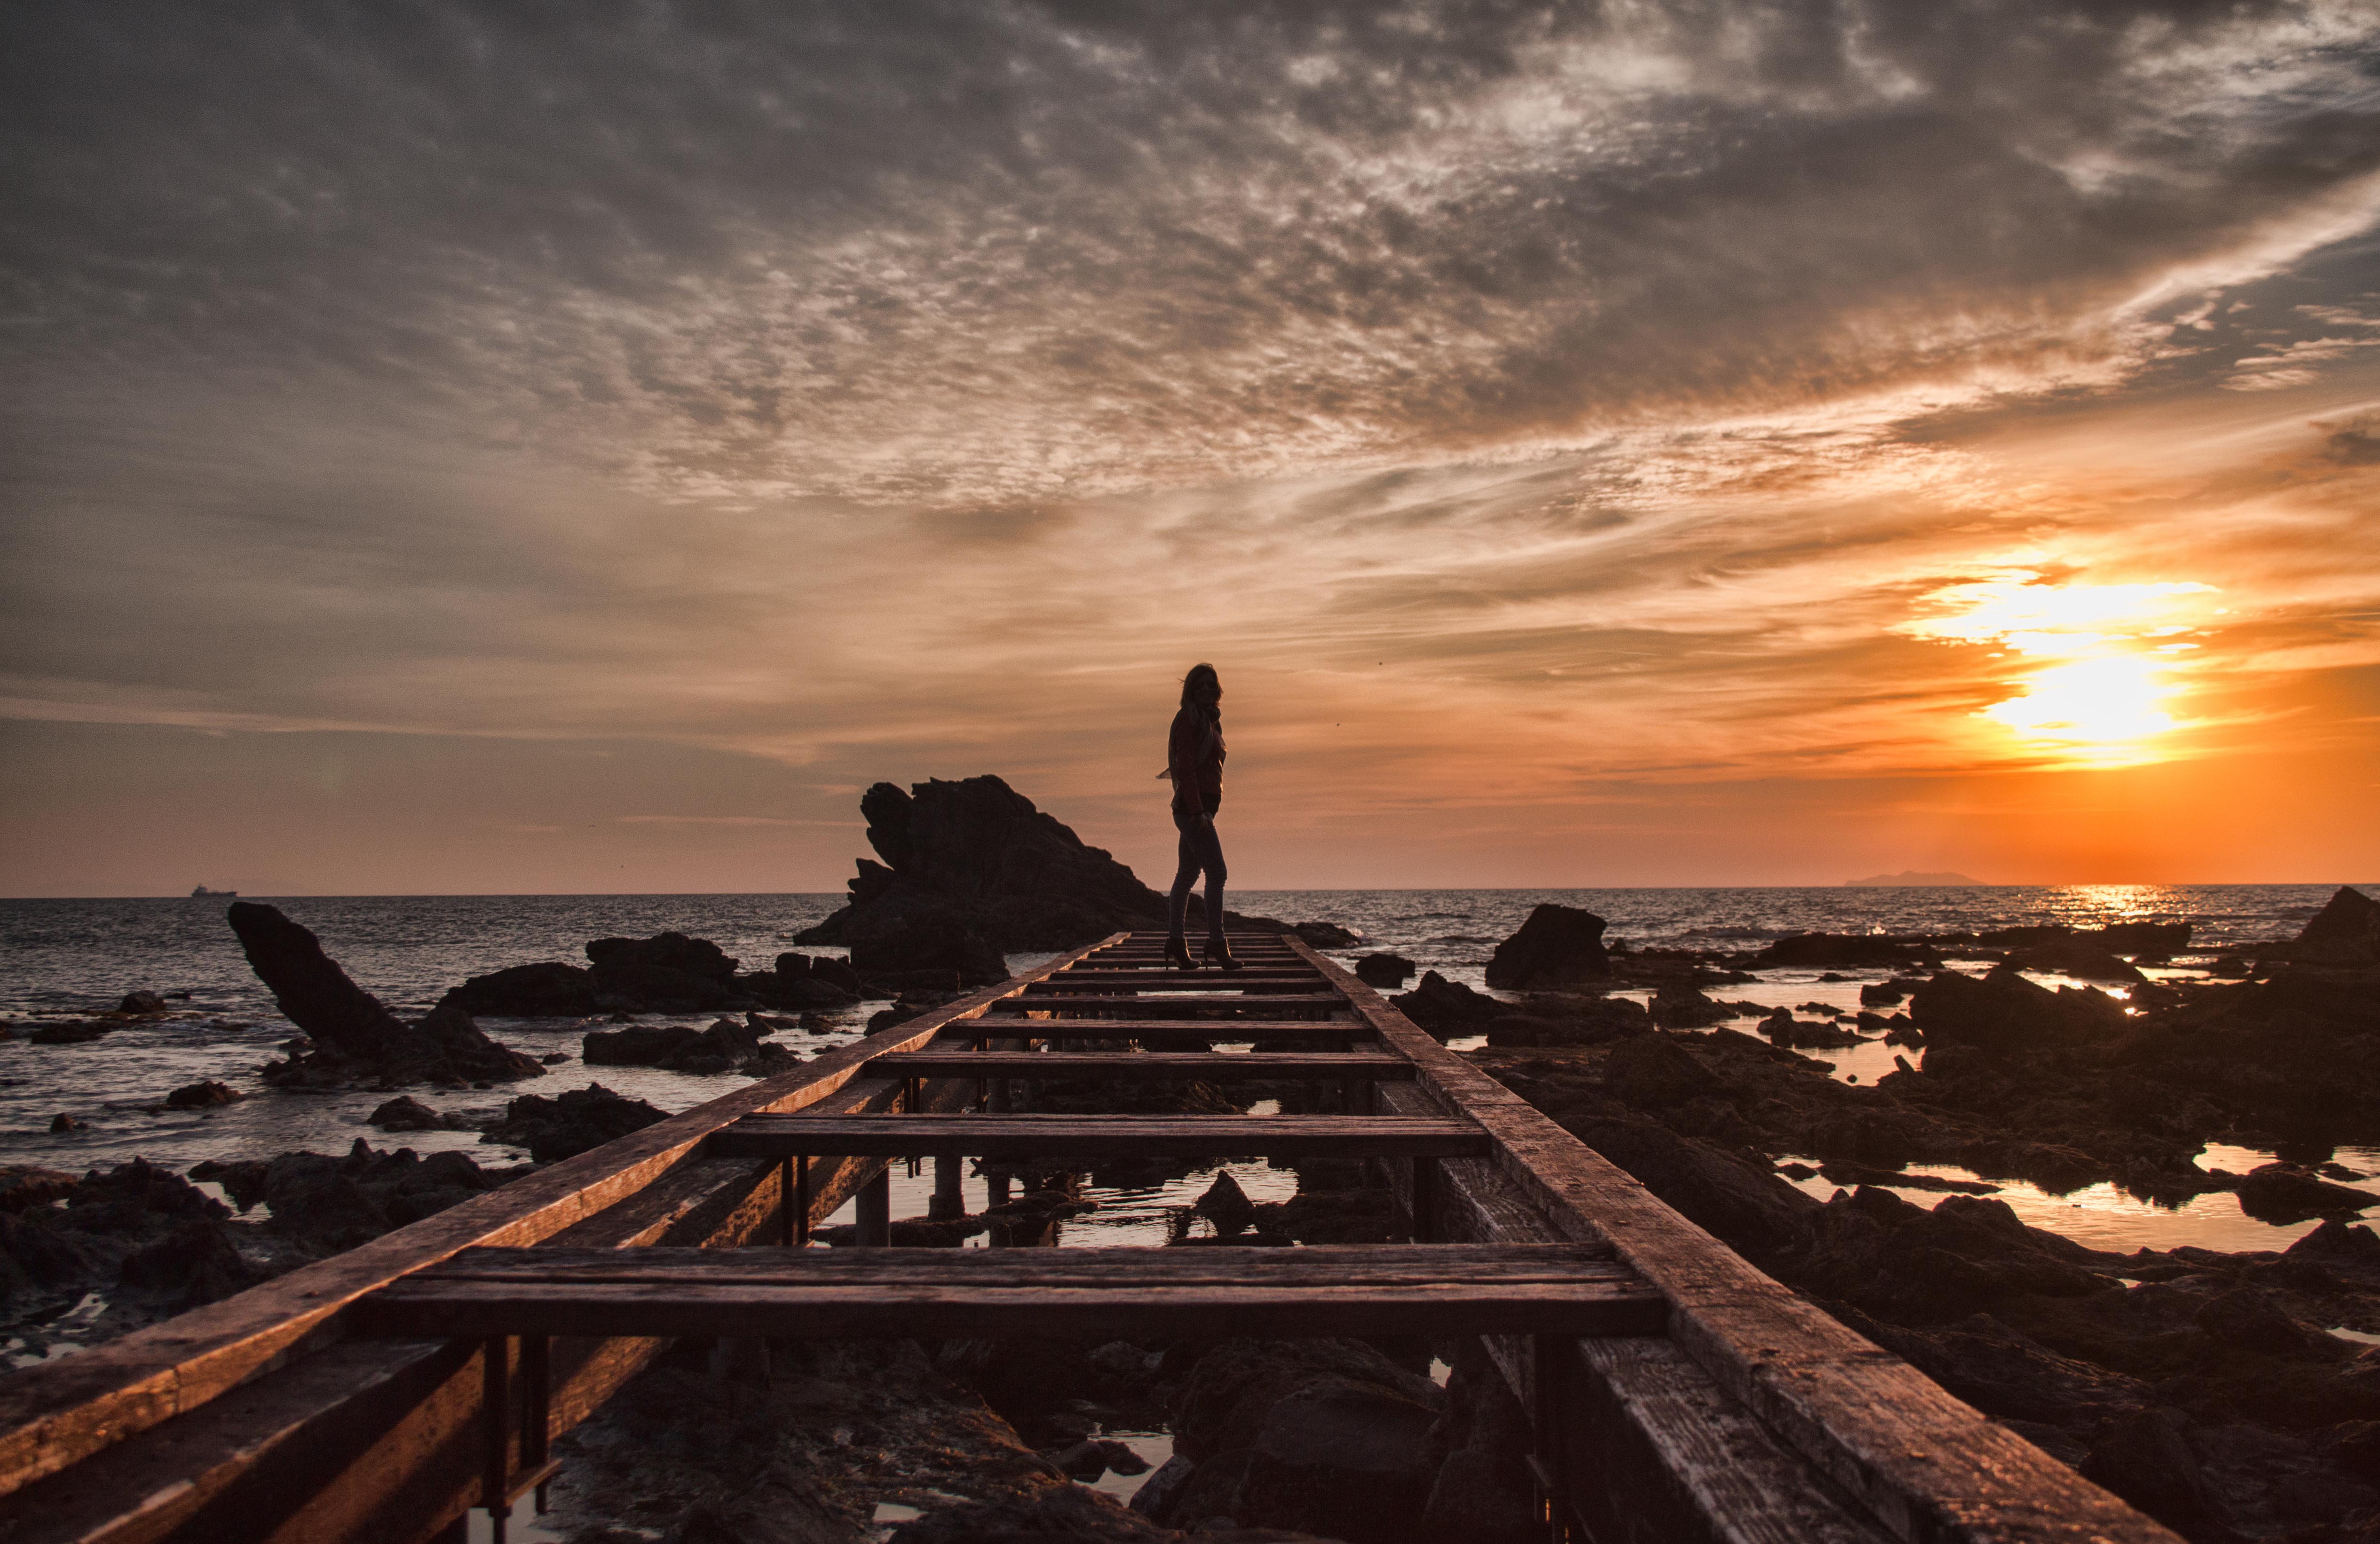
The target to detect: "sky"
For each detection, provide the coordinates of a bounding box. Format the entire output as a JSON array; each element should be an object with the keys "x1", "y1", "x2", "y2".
[{"x1": 3, "y1": 1, "x2": 2378, "y2": 897}]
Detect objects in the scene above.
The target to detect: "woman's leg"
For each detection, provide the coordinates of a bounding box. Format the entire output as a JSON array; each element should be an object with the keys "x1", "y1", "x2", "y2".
[
  {"x1": 1195, "y1": 816, "x2": 1228, "y2": 942},
  {"x1": 1167, "y1": 807, "x2": 1200, "y2": 939}
]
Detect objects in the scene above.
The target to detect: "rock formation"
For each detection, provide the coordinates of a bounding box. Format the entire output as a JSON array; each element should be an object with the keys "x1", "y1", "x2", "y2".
[
  {"x1": 796, "y1": 776, "x2": 1297, "y2": 977},
  {"x1": 1484, "y1": 903, "x2": 1611, "y2": 988},
  {"x1": 226, "y1": 903, "x2": 544, "y2": 1087},
  {"x1": 2293, "y1": 885, "x2": 2380, "y2": 965}
]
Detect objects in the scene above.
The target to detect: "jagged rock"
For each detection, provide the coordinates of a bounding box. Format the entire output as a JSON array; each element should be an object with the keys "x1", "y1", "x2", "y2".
[
  {"x1": 1294, "y1": 921, "x2": 1361, "y2": 949},
  {"x1": 1483, "y1": 996, "x2": 1651, "y2": 1049},
  {"x1": 0, "y1": 1166, "x2": 78, "y2": 1211},
  {"x1": 2294, "y1": 885, "x2": 2380, "y2": 964},
  {"x1": 583, "y1": 931, "x2": 751, "y2": 1011},
  {"x1": 29, "y1": 1021, "x2": 112, "y2": 1044},
  {"x1": 1909, "y1": 965, "x2": 2125, "y2": 1056},
  {"x1": 583, "y1": 1017, "x2": 760, "y2": 1074},
  {"x1": 1194, "y1": 1171, "x2": 1258, "y2": 1237},
  {"x1": 2079, "y1": 1409, "x2": 2229, "y2": 1537},
  {"x1": 1650, "y1": 984, "x2": 1732, "y2": 1027},
  {"x1": 2288, "y1": 1219, "x2": 2380, "y2": 1261},
  {"x1": 165, "y1": 1080, "x2": 243, "y2": 1109},
  {"x1": 228, "y1": 903, "x2": 543, "y2": 1087},
  {"x1": 482, "y1": 1083, "x2": 669, "y2": 1162},
  {"x1": 2008, "y1": 936, "x2": 2147, "y2": 985},
  {"x1": 437, "y1": 961, "x2": 601, "y2": 1017},
  {"x1": 118, "y1": 1218, "x2": 254, "y2": 1306},
  {"x1": 47, "y1": 1113, "x2": 84, "y2": 1132},
  {"x1": 1603, "y1": 1034, "x2": 1724, "y2": 1107},
  {"x1": 118, "y1": 991, "x2": 168, "y2": 1014},
  {"x1": 2194, "y1": 1287, "x2": 2343, "y2": 1361},
  {"x1": 1354, "y1": 953, "x2": 1415, "y2": 987},
  {"x1": 797, "y1": 776, "x2": 1292, "y2": 963},
  {"x1": 1860, "y1": 976, "x2": 1928, "y2": 1007},
  {"x1": 1484, "y1": 905, "x2": 1610, "y2": 988},
  {"x1": 2235, "y1": 1163, "x2": 2380, "y2": 1224},
  {"x1": 1389, "y1": 972, "x2": 1501, "y2": 1040},
  {"x1": 1754, "y1": 933, "x2": 1941, "y2": 970},
  {"x1": 369, "y1": 1095, "x2": 457, "y2": 1131}
]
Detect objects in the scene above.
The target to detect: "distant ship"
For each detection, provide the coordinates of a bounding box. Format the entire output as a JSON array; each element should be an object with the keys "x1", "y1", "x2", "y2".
[{"x1": 190, "y1": 885, "x2": 237, "y2": 897}]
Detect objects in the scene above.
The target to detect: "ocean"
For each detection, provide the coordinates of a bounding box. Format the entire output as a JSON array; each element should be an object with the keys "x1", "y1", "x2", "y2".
[{"x1": 2, "y1": 883, "x2": 2372, "y2": 1275}]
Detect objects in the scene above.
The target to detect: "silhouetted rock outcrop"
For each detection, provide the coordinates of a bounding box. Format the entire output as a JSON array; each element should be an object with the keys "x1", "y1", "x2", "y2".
[
  {"x1": 227, "y1": 903, "x2": 544, "y2": 1088},
  {"x1": 1388, "y1": 971, "x2": 1501, "y2": 1040},
  {"x1": 1484, "y1": 904, "x2": 1610, "y2": 988},
  {"x1": 796, "y1": 776, "x2": 1292, "y2": 977},
  {"x1": 482, "y1": 1083, "x2": 669, "y2": 1163},
  {"x1": 2293, "y1": 885, "x2": 2380, "y2": 965}
]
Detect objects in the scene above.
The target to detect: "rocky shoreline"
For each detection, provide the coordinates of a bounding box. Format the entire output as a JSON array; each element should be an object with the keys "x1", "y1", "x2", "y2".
[{"x1": 1, "y1": 796, "x2": 2374, "y2": 1541}]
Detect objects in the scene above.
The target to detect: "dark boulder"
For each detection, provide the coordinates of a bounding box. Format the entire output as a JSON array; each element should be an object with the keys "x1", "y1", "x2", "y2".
[
  {"x1": 1650, "y1": 985, "x2": 1732, "y2": 1027},
  {"x1": 29, "y1": 1021, "x2": 112, "y2": 1044},
  {"x1": 1909, "y1": 965, "x2": 2124, "y2": 1056},
  {"x1": 762, "y1": 953, "x2": 864, "y2": 1008},
  {"x1": 843, "y1": 908, "x2": 1009, "y2": 987},
  {"x1": 797, "y1": 776, "x2": 1292, "y2": 957},
  {"x1": 164, "y1": 1080, "x2": 243, "y2": 1109},
  {"x1": 118, "y1": 1218, "x2": 254, "y2": 1306},
  {"x1": 47, "y1": 1113, "x2": 83, "y2": 1132},
  {"x1": 118, "y1": 991, "x2": 169, "y2": 1015},
  {"x1": 1388, "y1": 972, "x2": 1502, "y2": 1040},
  {"x1": 1754, "y1": 933, "x2": 1942, "y2": 970},
  {"x1": 2293, "y1": 885, "x2": 2380, "y2": 964},
  {"x1": 2235, "y1": 1163, "x2": 2380, "y2": 1224},
  {"x1": 1484, "y1": 904, "x2": 1610, "y2": 989},
  {"x1": 261, "y1": 1153, "x2": 389, "y2": 1252},
  {"x1": 437, "y1": 961, "x2": 600, "y2": 1017},
  {"x1": 1193, "y1": 1171, "x2": 1258, "y2": 1237},
  {"x1": 1238, "y1": 1386, "x2": 1442, "y2": 1544},
  {"x1": 2097, "y1": 921, "x2": 2191, "y2": 956},
  {"x1": 1483, "y1": 996, "x2": 1650, "y2": 1048},
  {"x1": 1354, "y1": 953, "x2": 1415, "y2": 987},
  {"x1": 2079, "y1": 1409, "x2": 2229, "y2": 1539},
  {"x1": 584, "y1": 1017, "x2": 762, "y2": 1074},
  {"x1": 228, "y1": 903, "x2": 544, "y2": 1086},
  {"x1": 1603, "y1": 1034, "x2": 1724, "y2": 1107},
  {"x1": 482, "y1": 1083, "x2": 669, "y2": 1162},
  {"x1": 2008, "y1": 936, "x2": 2146, "y2": 985},
  {"x1": 1293, "y1": 921, "x2": 1361, "y2": 949},
  {"x1": 0, "y1": 1166, "x2": 77, "y2": 1211},
  {"x1": 585, "y1": 932, "x2": 749, "y2": 1010},
  {"x1": 368, "y1": 1095, "x2": 457, "y2": 1131}
]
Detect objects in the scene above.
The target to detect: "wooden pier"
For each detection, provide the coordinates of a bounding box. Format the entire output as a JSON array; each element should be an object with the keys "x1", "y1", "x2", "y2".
[{"x1": 0, "y1": 932, "x2": 2182, "y2": 1543}]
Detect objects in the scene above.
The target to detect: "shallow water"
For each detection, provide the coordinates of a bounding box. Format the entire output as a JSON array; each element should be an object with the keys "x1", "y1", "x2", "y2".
[{"x1": 1, "y1": 884, "x2": 2369, "y2": 1260}]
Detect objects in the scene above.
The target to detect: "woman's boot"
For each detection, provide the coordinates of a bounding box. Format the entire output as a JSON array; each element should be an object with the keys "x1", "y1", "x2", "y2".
[
  {"x1": 1165, "y1": 934, "x2": 1196, "y2": 970},
  {"x1": 1202, "y1": 936, "x2": 1242, "y2": 972}
]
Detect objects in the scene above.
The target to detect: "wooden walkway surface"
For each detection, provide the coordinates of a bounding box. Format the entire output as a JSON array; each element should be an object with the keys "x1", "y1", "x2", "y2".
[{"x1": 0, "y1": 930, "x2": 2183, "y2": 1544}]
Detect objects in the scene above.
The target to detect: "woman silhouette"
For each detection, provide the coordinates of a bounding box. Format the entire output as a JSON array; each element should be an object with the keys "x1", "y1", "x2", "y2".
[{"x1": 1162, "y1": 662, "x2": 1238, "y2": 971}]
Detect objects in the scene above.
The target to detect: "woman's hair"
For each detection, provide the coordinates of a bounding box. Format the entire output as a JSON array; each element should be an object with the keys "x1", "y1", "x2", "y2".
[{"x1": 1180, "y1": 662, "x2": 1220, "y2": 710}]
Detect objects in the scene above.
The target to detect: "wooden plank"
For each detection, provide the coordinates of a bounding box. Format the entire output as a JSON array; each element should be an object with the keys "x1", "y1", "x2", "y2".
[
  {"x1": 986, "y1": 994, "x2": 1344, "y2": 1015},
  {"x1": 970, "y1": 1019, "x2": 1371, "y2": 1038},
  {"x1": 358, "y1": 1281, "x2": 1668, "y2": 1343},
  {"x1": 0, "y1": 934, "x2": 1127, "y2": 1502},
  {"x1": 709, "y1": 1113, "x2": 1491, "y2": 1161},
  {"x1": 359, "y1": 1244, "x2": 1667, "y2": 1341},
  {"x1": 865, "y1": 1051, "x2": 1415, "y2": 1082},
  {"x1": 1028, "y1": 971, "x2": 1326, "y2": 986},
  {"x1": 395, "y1": 1242, "x2": 1630, "y2": 1285},
  {"x1": 1289, "y1": 939, "x2": 2180, "y2": 1544}
]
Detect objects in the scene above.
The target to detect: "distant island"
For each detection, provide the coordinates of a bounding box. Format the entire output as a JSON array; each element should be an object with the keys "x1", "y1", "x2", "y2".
[
  {"x1": 190, "y1": 885, "x2": 237, "y2": 897},
  {"x1": 1844, "y1": 870, "x2": 1981, "y2": 887}
]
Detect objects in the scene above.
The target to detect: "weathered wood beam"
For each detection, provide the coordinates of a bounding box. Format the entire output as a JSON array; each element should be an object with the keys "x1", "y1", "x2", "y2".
[
  {"x1": 1291, "y1": 940, "x2": 2180, "y2": 1544},
  {"x1": 708, "y1": 1112, "x2": 1489, "y2": 1161},
  {"x1": 863, "y1": 1051, "x2": 1414, "y2": 1081}
]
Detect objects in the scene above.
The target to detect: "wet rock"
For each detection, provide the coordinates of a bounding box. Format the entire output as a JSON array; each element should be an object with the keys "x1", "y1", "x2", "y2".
[
  {"x1": 1650, "y1": 984, "x2": 1732, "y2": 1028},
  {"x1": 47, "y1": 1113, "x2": 84, "y2": 1132},
  {"x1": 262, "y1": 1153, "x2": 389, "y2": 1252},
  {"x1": 1419, "y1": 1341, "x2": 1541, "y2": 1544},
  {"x1": 2288, "y1": 1220, "x2": 2380, "y2": 1262},
  {"x1": 165, "y1": 1080, "x2": 243, "y2": 1109},
  {"x1": 482, "y1": 1082, "x2": 670, "y2": 1162},
  {"x1": 1760, "y1": 1010, "x2": 1861, "y2": 1050},
  {"x1": 1754, "y1": 933, "x2": 1942, "y2": 970},
  {"x1": 2194, "y1": 1288, "x2": 2344, "y2": 1361},
  {"x1": 1909, "y1": 965, "x2": 2125, "y2": 1056},
  {"x1": 118, "y1": 991, "x2": 169, "y2": 1014},
  {"x1": 2293, "y1": 885, "x2": 2380, "y2": 965},
  {"x1": 29, "y1": 1021, "x2": 112, "y2": 1044},
  {"x1": 741, "y1": 1042, "x2": 804, "y2": 1078},
  {"x1": 1354, "y1": 953, "x2": 1415, "y2": 987},
  {"x1": 1860, "y1": 976, "x2": 1929, "y2": 1007},
  {"x1": 585, "y1": 931, "x2": 751, "y2": 1011},
  {"x1": 1294, "y1": 921, "x2": 1361, "y2": 949},
  {"x1": 369, "y1": 1095, "x2": 459, "y2": 1131},
  {"x1": 1194, "y1": 1171, "x2": 1258, "y2": 1237},
  {"x1": 0, "y1": 1166, "x2": 77, "y2": 1210},
  {"x1": 2080, "y1": 1409, "x2": 2230, "y2": 1542},
  {"x1": 2008, "y1": 936, "x2": 2147, "y2": 985},
  {"x1": 2236, "y1": 1163, "x2": 2380, "y2": 1224},
  {"x1": 2098, "y1": 922, "x2": 2193, "y2": 956},
  {"x1": 1484, "y1": 904, "x2": 1610, "y2": 988},
  {"x1": 1603, "y1": 1034, "x2": 1723, "y2": 1107},
  {"x1": 438, "y1": 961, "x2": 601, "y2": 1017},
  {"x1": 1388, "y1": 972, "x2": 1500, "y2": 1040},
  {"x1": 1049, "y1": 1437, "x2": 1152, "y2": 1480},
  {"x1": 845, "y1": 910, "x2": 1009, "y2": 987},
  {"x1": 119, "y1": 1218, "x2": 255, "y2": 1306},
  {"x1": 762, "y1": 953, "x2": 864, "y2": 1008},
  {"x1": 228, "y1": 903, "x2": 544, "y2": 1086},
  {"x1": 585, "y1": 1017, "x2": 762, "y2": 1074},
  {"x1": 1483, "y1": 995, "x2": 1650, "y2": 1049}
]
